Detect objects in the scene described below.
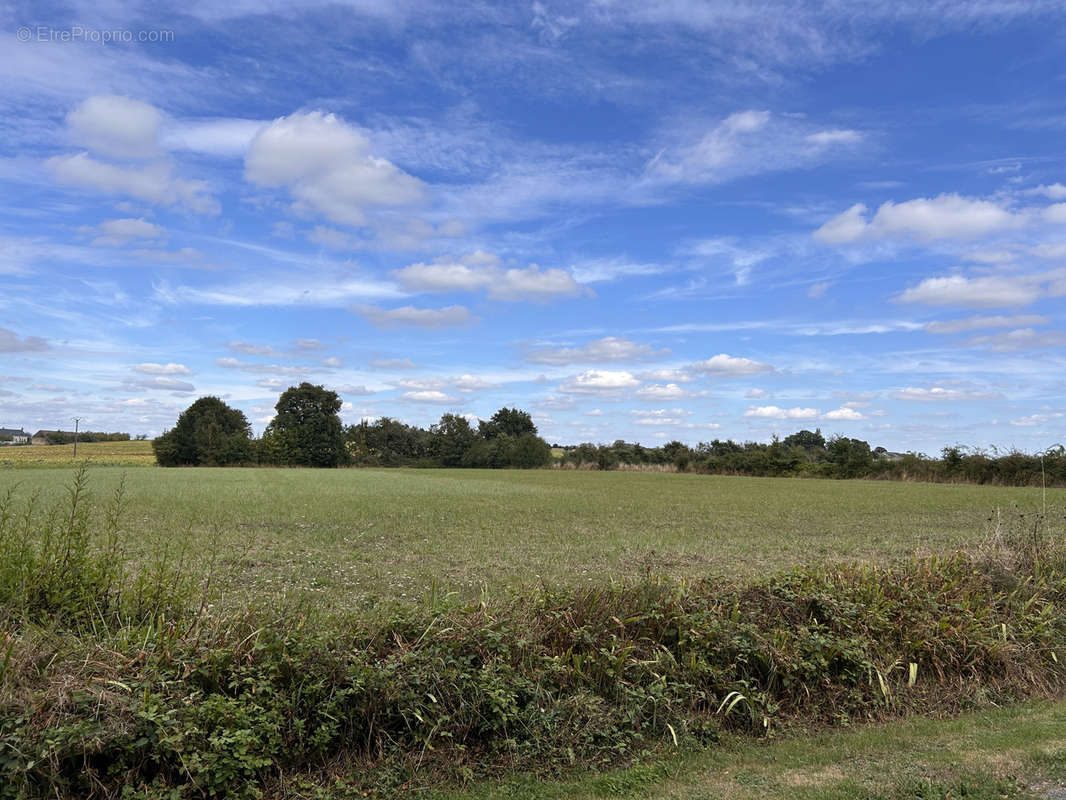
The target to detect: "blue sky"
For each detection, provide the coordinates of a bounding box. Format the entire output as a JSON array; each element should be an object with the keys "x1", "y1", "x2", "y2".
[{"x1": 2, "y1": 1, "x2": 1066, "y2": 452}]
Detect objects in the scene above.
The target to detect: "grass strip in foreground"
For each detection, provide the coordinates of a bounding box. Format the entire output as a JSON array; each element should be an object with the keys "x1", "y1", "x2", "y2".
[{"x1": 432, "y1": 699, "x2": 1066, "y2": 800}]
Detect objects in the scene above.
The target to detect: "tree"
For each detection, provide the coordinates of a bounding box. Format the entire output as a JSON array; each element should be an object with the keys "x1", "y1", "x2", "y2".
[
  {"x1": 430, "y1": 413, "x2": 477, "y2": 467},
  {"x1": 153, "y1": 396, "x2": 253, "y2": 466},
  {"x1": 479, "y1": 407, "x2": 537, "y2": 439},
  {"x1": 265, "y1": 383, "x2": 347, "y2": 467}
]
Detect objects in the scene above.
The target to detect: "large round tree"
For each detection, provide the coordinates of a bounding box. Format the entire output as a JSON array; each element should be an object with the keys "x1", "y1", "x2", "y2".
[
  {"x1": 264, "y1": 382, "x2": 348, "y2": 467},
  {"x1": 153, "y1": 396, "x2": 254, "y2": 466}
]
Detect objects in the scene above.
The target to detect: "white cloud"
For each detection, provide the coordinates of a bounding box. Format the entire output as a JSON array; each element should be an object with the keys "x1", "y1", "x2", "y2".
[
  {"x1": 156, "y1": 273, "x2": 403, "y2": 307},
  {"x1": 525, "y1": 336, "x2": 666, "y2": 365},
  {"x1": 814, "y1": 194, "x2": 1025, "y2": 244},
  {"x1": 357, "y1": 304, "x2": 475, "y2": 329},
  {"x1": 371, "y1": 358, "x2": 417, "y2": 369},
  {"x1": 46, "y1": 153, "x2": 218, "y2": 214},
  {"x1": 394, "y1": 253, "x2": 587, "y2": 301},
  {"x1": 648, "y1": 111, "x2": 862, "y2": 185},
  {"x1": 963, "y1": 328, "x2": 1066, "y2": 352},
  {"x1": 133, "y1": 362, "x2": 192, "y2": 375},
  {"x1": 559, "y1": 369, "x2": 640, "y2": 395},
  {"x1": 746, "y1": 388, "x2": 768, "y2": 398},
  {"x1": 67, "y1": 95, "x2": 162, "y2": 159},
  {"x1": 689, "y1": 353, "x2": 774, "y2": 377},
  {"x1": 401, "y1": 390, "x2": 462, "y2": 404},
  {"x1": 745, "y1": 406, "x2": 819, "y2": 420},
  {"x1": 130, "y1": 376, "x2": 195, "y2": 393},
  {"x1": 292, "y1": 338, "x2": 325, "y2": 352},
  {"x1": 635, "y1": 383, "x2": 687, "y2": 400},
  {"x1": 1043, "y1": 203, "x2": 1066, "y2": 224},
  {"x1": 214, "y1": 357, "x2": 313, "y2": 376},
  {"x1": 245, "y1": 111, "x2": 423, "y2": 226},
  {"x1": 569, "y1": 257, "x2": 667, "y2": 283},
  {"x1": 638, "y1": 368, "x2": 695, "y2": 384},
  {"x1": 897, "y1": 275, "x2": 1043, "y2": 308},
  {"x1": 225, "y1": 341, "x2": 283, "y2": 357},
  {"x1": 806, "y1": 129, "x2": 863, "y2": 146},
  {"x1": 90, "y1": 218, "x2": 166, "y2": 246},
  {"x1": 453, "y1": 374, "x2": 500, "y2": 392},
  {"x1": 891, "y1": 387, "x2": 1001, "y2": 402},
  {"x1": 822, "y1": 407, "x2": 865, "y2": 421},
  {"x1": 1026, "y1": 183, "x2": 1066, "y2": 200},
  {"x1": 924, "y1": 314, "x2": 1051, "y2": 334},
  {"x1": 1010, "y1": 412, "x2": 1064, "y2": 427},
  {"x1": 321, "y1": 356, "x2": 342, "y2": 367}
]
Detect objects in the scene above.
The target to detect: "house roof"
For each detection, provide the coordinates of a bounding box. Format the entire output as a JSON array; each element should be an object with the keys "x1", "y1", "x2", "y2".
[{"x1": 0, "y1": 428, "x2": 27, "y2": 437}]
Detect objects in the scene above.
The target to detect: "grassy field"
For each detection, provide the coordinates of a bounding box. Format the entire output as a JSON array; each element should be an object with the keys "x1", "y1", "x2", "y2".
[
  {"x1": 0, "y1": 439, "x2": 155, "y2": 467},
  {"x1": 433, "y1": 699, "x2": 1066, "y2": 800},
  {"x1": 4, "y1": 458, "x2": 1066, "y2": 798},
  {"x1": 0, "y1": 461, "x2": 1058, "y2": 608}
]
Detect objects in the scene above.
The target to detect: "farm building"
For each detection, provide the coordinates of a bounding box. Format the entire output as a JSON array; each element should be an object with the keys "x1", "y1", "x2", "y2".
[{"x1": 0, "y1": 427, "x2": 29, "y2": 444}]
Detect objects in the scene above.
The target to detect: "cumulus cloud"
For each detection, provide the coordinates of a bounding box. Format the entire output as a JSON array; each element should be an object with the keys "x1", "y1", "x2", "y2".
[
  {"x1": 638, "y1": 368, "x2": 695, "y2": 384},
  {"x1": 244, "y1": 111, "x2": 423, "y2": 226},
  {"x1": 689, "y1": 353, "x2": 774, "y2": 377},
  {"x1": 963, "y1": 328, "x2": 1066, "y2": 352},
  {"x1": 525, "y1": 336, "x2": 667, "y2": 365},
  {"x1": 394, "y1": 252, "x2": 587, "y2": 302},
  {"x1": 0, "y1": 328, "x2": 49, "y2": 353},
  {"x1": 46, "y1": 153, "x2": 218, "y2": 214},
  {"x1": 356, "y1": 304, "x2": 475, "y2": 329},
  {"x1": 559, "y1": 369, "x2": 640, "y2": 395},
  {"x1": 133, "y1": 362, "x2": 192, "y2": 375},
  {"x1": 67, "y1": 95, "x2": 162, "y2": 159},
  {"x1": 635, "y1": 383, "x2": 687, "y2": 400},
  {"x1": 924, "y1": 314, "x2": 1050, "y2": 334},
  {"x1": 822, "y1": 407, "x2": 865, "y2": 421},
  {"x1": 896, "y1": 274, "x2": 1044, "y2": 308},
  {"x1": 401, "y1": 390, "x2": 462, "y2": 404},
  {"x1": 814, "y1": 194, "x2": 1025, "y2": 244},
  {"x1": 745, "y1": 405, "x2": 819, "y2": 419}
]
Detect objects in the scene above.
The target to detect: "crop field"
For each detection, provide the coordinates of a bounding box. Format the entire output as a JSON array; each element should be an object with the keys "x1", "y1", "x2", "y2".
[
  {"x1": 0, "y1": 439, "x2": 155, "y2": 467},
  {"x1": 0, "y1": 460, "x2": 1057, "y2": 610}
]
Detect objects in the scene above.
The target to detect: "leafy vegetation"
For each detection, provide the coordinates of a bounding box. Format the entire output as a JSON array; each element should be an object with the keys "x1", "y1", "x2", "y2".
[
  {"x1": 560, "y1": 431, "x2": 1066, "y2": 487},
  {"x1": 1, "y1": 470, "x2": 1066, "y2": 798},
  {"x1": 152, "y1": 396, "x2": 256, "y2": 466},
  {"x1": 261, "y1": 382, "x2": 348, "y2": 467}
]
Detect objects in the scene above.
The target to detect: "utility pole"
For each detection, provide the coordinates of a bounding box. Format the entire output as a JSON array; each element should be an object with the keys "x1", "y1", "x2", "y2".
[{"x1": 71, "y1": 417, "x2": 82, "y2": 458}]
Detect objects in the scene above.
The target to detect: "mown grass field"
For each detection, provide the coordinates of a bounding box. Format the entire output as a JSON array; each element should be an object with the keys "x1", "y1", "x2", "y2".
[
  {"x1": 0, "y1": 457, "x2": 1058, "y2": 609},
  {"x1": 4, "y1": 455, "x2": 1066, "y2": 798}
]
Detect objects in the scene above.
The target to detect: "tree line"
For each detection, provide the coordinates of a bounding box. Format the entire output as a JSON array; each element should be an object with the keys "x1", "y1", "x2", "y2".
[
  {"x1": 152, "y1": 383, "x2": 552, "y2": 469},
  {"x1": 152, "y1": 386, "x2": 1064, "y2": 486},
  {"x1": 560, "y1": 430, "x2": 1066, "y2": 487}
]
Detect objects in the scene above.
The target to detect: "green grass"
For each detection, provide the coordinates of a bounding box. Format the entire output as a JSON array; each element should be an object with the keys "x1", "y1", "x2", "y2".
[
  {"x1": 0, "y1": 465, "x2": 1058, "y2": 609},
  {"x1": 428, "y1": 699, "x2": 1066, "y2": 800}
]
